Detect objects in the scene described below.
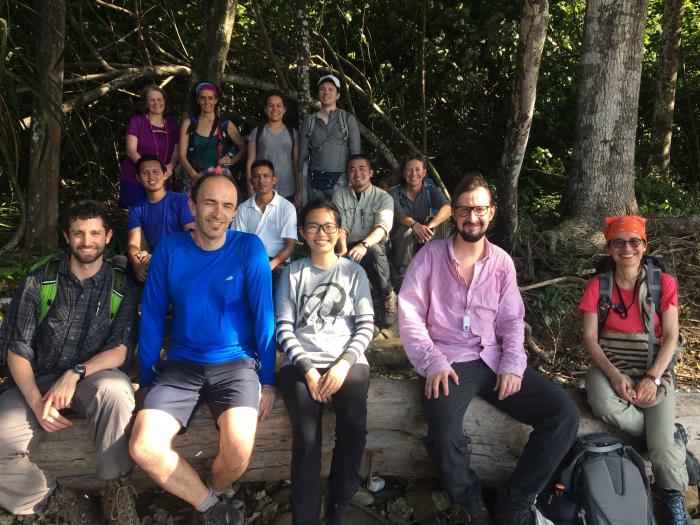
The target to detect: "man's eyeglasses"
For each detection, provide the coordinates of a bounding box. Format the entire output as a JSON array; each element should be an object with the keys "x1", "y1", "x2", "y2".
[
  {"x1": 609, "y1": 238, "x2": 645, "y2": 249},
  {"x1": 304, "y1": 223, "x2": 339, "y2": 234},
  {"x1": 454, "y1": 205, "x2": 492, "y2": 218}
]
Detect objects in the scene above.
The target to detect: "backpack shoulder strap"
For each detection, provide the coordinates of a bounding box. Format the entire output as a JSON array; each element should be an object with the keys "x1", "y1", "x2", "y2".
[
  {"x1": 285, "y1": 124, "x2": 295, "y2": 146},
  {"x1": 306, "y1": 114, "x2": 316, "y2": 138},
  {"x1": 255, "y1": 125, "x2": 264, "y2": 144},
  {"x1": 338, "y1": 109, "x2": 349, "y2": 140},
  {"x1": 597, "y1": 270, "x2": 613, "y2": 336},
  {"x1": 644, "y1": 258, "x2": 663, "y2": 369},
  {"x1": 108, "y1": 263, "x2": 127, "y2": 324},
  {"x1": 38, "y1": 257, "x2": 62, "y2": 325}
]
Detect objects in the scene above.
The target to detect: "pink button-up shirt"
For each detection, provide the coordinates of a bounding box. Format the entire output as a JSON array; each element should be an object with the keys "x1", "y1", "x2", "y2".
[{"x1": 398, "y1": 237, "x2": 527, "y2": 378}]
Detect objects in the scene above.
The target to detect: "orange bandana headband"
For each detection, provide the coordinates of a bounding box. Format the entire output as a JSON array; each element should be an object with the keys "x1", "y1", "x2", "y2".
[{"x1": 602, "y1": 215, "x2": 647, "y2": 242}]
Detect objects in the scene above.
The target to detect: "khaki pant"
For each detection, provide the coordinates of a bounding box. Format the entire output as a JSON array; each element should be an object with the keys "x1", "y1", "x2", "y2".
[
  {"x1": 390, "y1": 221, "x2": 452, "y2": 278},
  {"x1": 586, "y1": 365, "x2": 688, "y2": 491},
  {"x1": 0, "y1": 369, "x2": 135, "y2": 515}
]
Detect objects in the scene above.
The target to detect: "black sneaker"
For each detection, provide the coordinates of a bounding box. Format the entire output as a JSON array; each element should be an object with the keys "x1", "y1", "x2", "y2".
[
  {"x1": 193, "y1": 501, "x2": 243, "y2": 525},
  {"x1": 674, "y1": 423, "x2": 700, "y2": 486}
]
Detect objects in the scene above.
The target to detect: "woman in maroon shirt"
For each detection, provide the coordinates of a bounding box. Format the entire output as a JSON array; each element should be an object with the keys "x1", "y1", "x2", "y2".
[{"x1": 119, "y1": 85, "x2": 179, "y2": 208}]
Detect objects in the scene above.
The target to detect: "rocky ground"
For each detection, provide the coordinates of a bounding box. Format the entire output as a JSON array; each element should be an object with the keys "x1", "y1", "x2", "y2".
[{"x1": 0, "y1": 477, "x2": 698, "y2": 524}]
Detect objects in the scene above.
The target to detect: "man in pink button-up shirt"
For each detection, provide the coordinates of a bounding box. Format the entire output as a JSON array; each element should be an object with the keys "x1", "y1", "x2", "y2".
[{"x1": 398, "y1": 172, "x2": 579, "y2": 525}]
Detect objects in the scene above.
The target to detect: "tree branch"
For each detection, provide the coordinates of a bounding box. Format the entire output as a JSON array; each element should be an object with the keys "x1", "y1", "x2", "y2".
[
  {"x1": 68, "y1": 9, "x2": 114, "y2": 71},
  {"x1": 61, "y1": 64, "x2": 190, "y2": 114},
  {"x1": 252, "y1": 0, "x2": 289, "y2": 91}
]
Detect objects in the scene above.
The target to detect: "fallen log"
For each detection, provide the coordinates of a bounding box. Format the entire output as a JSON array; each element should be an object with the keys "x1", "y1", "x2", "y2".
[{"x1": 32, "y1": 378, "x2": 700, "y2": 493}]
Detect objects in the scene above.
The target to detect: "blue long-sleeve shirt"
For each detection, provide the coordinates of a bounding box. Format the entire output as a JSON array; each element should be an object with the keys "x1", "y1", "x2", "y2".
[{"x1": 139, "y1": 230, "x2": 275, "y2": 387}]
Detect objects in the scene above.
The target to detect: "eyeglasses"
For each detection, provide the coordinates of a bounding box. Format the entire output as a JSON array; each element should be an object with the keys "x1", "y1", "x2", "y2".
[
  {"x1": 609, "y1": 238, "x2": 645, "y2": 249},
  {"x1": 304, "y1": 223, "x2": 338, "y2": 234},
  {"x1": 454, "y1": 205, "x2": 492, "y2": 217}
]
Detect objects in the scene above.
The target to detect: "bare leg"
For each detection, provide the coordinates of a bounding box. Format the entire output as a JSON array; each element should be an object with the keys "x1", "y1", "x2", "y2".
[
  {"x1": 209, "y1": 407, "x2": 258, "y2": 491},
  {"x1": 129, "y1": 409, "x2": 209, "y2": 506}
]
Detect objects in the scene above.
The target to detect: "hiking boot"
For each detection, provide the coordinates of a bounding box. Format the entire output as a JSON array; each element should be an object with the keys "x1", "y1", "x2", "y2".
[
  {"x1": 43, "y1": 483, "x2": 103, "y2": 524},
  {"x1": 661, "y1": 489, "x2": 693, "y2": 525},
  {"x1": 192, "y1": 501, "x2": 244, "y2": 525},
  {"x1": 464, "y1": 498, "x2": 493, "y2": 524},
  {"x1": 102, "y1": 476, "x2": 139, "y2": 525},
  {"x1": 379, "y1": 290, "x2": 397, "y2": 328},
  {"x1": 494, "y1": 507, "x2": 535, "y2": 525},
  {"x1": 675, "y1": 423, "x2": 700, "y2": 486}
]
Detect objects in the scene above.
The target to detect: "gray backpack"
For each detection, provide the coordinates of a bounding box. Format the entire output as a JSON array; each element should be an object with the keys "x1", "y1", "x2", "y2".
[{"x1": 538, "y1": 434, "x2": 655, "y2": 525}]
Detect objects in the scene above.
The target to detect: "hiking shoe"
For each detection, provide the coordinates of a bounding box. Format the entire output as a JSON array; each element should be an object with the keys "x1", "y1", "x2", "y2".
[
  {"x1": 661, "y1": 489, "x2": 693, "y2": 525},
  {"x1": 193, "y1": 501, "x2": 244, "y2": 525},
  {"x1": 464, "y1": 498, "x2": 493, "y2": 524},
  {"x1": 44, "y1": 483, "x2": 103, "y2": 524},
  {"x1": 379, "y1": 290, "x2": 397, "y2": 328},
  {"x1": 675, "y1": 423, "x2": 700, "y2": 486},
  {"x1": 102, "y1": 476, "x2": 139, "y2": 525},
  {"x1": 494, "y1": 507, "x2": 535, "y2": 525}
]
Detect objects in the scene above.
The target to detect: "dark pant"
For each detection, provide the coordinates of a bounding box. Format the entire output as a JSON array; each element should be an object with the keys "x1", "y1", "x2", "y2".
[
  {"x1": 420, "y1": 360, "x2": 579, "y2": 512},
  {"x1": 348, "y1": 240, "x2": 393, "y2": 299},
  {"x1": 279, "y1": 364, "x2": 370, "y2": 525}
]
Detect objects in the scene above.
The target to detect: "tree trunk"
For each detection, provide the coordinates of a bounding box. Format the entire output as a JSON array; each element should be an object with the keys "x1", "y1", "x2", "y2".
[
  {"x1": 31, "y1": 380, "x2": 700, "y2": 491},
  {"x1": 645, "y1": 0, "x2": 685, "y2": 175},
  {"x1": 563, "y1": 0, "x2": 649, "y2": 225},
  {"x1": 495, "y1": 0, "x2": 549, "y2": 248},
  {"x1": 26, "y1": 0, "x2": 65, "y2": 250},
  {"x1": 190, "y1": 0, "x2": 238, "y2": 88},
  {"x1": 294, "y1": 0, "x2": 312, "y2": 125}
]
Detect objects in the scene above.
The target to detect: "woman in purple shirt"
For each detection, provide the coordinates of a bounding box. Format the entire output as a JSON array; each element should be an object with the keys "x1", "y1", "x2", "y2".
[{"x1": 119, "y1": 85, "x2": 179, "y2": 208}]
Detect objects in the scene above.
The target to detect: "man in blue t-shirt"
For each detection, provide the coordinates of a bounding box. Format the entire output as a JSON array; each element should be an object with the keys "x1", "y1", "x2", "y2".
[
  {"x1": 127, "y1": 155, "x2": 195, "y2": 282},
  {"x1": 129, "y1": 173, "x2": 276, "y2": 524}
]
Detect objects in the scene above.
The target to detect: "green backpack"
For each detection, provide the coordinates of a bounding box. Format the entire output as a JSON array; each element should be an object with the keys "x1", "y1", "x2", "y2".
[{"x1": 38, "y1": 257, "x2": 126, "y2": 325}]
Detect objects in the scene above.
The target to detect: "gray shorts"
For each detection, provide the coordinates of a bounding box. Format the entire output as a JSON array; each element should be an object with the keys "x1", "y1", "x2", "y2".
[{"x1": 143, "y1": 358, "x2": 261, "y2": 429}]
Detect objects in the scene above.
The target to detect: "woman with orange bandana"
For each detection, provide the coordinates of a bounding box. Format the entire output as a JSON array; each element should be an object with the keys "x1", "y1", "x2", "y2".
[{"x1": 577, "y1": 215, "x2": 692, "y2": 525}]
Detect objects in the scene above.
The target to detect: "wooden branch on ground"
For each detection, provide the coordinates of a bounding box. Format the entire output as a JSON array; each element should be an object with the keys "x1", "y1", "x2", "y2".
[
  {"x1": 519, "y1": 276, "x2": 588, "y2": 292},
  {"x1": 32, "y1": 379, "x2": 700, "y2": 493},
  {"x1": 524, "y1": 322, "x2": 551, "y2": 362}
]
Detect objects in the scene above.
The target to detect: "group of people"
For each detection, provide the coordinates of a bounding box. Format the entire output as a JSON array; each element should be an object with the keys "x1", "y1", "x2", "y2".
[
  {"x1": 0, "y1": 73, "x2": 694, "y2": 525},
  {"x1": 118, "y1": 75, "x2": 454, "y2": 326}
]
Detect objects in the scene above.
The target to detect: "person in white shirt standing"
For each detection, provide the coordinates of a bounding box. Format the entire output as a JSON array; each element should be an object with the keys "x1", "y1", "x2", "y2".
[{"x1": 231, "y1": 159, "x2": 297, "y2": 286}]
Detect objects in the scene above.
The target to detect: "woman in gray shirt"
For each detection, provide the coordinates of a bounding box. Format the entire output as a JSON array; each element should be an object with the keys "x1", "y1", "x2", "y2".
[
  {"x1": 275, "y1": 199, "x2": 374, "y2": 525},
  {"x1": 246, "y1": 90, "x2": 300, "y2": 205}
]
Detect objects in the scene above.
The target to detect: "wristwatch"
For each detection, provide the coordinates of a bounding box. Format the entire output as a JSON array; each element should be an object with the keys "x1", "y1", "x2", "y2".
[
  {"x1": 361, "y1": 240, "x2": 370, "y2": 250},
  {"x1": 72, "y1": 363, "x2": 87, "y2": 380},
  {"x1": 644, "y1": 373, "x2": 661, "y2": 386}
]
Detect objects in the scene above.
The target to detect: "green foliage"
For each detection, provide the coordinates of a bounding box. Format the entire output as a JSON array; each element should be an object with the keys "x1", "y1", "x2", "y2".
[
  {"x1": 636, "y1": 171, "x2": 700, "y2": 216},
  {"x1": 530, "y1": 285, "x2": 581, "y2": 329}
]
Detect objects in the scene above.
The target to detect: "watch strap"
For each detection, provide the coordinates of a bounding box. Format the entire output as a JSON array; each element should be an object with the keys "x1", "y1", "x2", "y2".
[{"x1": 644, "y1": 373, "x2": 661, "y2": 386}]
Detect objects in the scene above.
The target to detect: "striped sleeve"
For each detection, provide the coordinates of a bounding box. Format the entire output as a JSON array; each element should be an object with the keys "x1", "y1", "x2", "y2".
[
  {"x1": 274, "y1": 265, "x2": 314, "y2": 375},
  {"x1": 339, "y1": 313, "x2": 374, "y2": 366},
  {"x1": 276, "y1": 318, "x2": 314, "y2": 374}
]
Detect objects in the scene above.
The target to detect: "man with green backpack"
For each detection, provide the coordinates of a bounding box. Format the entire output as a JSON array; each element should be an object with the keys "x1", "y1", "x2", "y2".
[{"x1": 0, "y1": 200, "x2": 140, "y2": 524}]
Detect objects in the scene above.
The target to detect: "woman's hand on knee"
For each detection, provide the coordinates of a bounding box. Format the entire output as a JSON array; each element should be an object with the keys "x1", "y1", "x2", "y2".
[{"x1": 610, "y1": 370, "x2": 636, "y2": 403}]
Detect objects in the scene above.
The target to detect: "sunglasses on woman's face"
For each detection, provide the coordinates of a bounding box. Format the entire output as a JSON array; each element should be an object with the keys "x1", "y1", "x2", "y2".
[{"x1": 609, "y1": 237, "x2": 645, "y2": 249}]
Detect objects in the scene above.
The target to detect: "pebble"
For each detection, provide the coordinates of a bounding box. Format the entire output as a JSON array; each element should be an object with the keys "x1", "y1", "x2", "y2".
[
  {"x1": 431, "y1": 490, "x2": 452, "y2": 512},
  {"x1": 387, "y1": 497, "x2": 413, "y2": 524},
  {"x1": 352, "y1": 487, "x2": 375, "y2": 507}
]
